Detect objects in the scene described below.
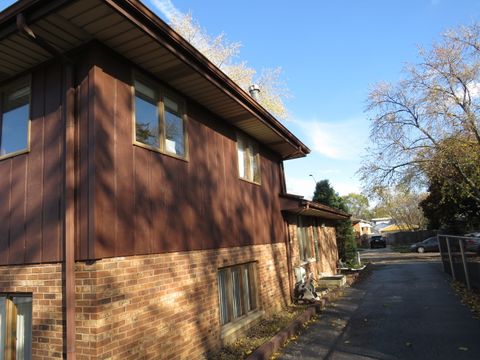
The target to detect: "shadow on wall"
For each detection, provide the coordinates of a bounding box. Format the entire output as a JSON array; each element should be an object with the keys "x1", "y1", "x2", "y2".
[
  {"x1": 74, "y1": 46, "x2": 292, "y2": 358},
  {"x1": 0, "y1": 44, "x2": 293, "y2": 358}
]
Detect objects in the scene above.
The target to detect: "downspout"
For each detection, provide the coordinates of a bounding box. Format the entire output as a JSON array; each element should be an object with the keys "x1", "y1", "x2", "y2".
[
  {"x1": 17, "y1": 13, "x2": 77, "y2": 360},
  {"x1": 63, "y1": 62, "x2": 76, "y2": 360},
  {"x1": 283, "y1": 216, "x2": 294, "y2": 303}
]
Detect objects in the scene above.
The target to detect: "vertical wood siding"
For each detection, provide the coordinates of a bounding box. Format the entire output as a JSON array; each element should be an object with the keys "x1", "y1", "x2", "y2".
[
  {"x1": 85, "y1": 45, "x2": 287, "y2": 260},
  {"x1": 0, "y1": 62, "x2": 64, "y2": 265},
  {"x1": 0, "y1": 43, "x2": 289, "y2": 264}
]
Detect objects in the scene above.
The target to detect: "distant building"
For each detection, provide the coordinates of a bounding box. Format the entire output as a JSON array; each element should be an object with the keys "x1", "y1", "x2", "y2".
[
  {"x1": 371, "y1": 217, "x2": 394, "y2": 233},
  {"x1": 380, "y1": 224, "x2": 419, "y2": 235},
  {"x1": 352, "y1": 219, "x2": 373, "y2": 237}
]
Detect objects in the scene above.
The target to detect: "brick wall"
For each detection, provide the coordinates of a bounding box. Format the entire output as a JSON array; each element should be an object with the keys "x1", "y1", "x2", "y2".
[
  {"x1": 0, "y1": 263, "x2": 64, "y2": 359},
  {"x1": 288, "y1": 220, "x2": 339, "y2": 278},
  {"x1": 75, "y1": 243, "x2": 290, "y2": 359},
  {"x1": 317, "y1": 226, "x2": 338, "y2": 275},
  {"x1": 0, "y1": 243, "x2": 290, "y2": 359}
]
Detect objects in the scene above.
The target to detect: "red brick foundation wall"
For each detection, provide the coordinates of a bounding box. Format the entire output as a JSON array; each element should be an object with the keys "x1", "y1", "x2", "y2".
[
  {"x1": 0, "y1": 263, "x2": 64, "y2": 359},
  {"x1": 75, "y1": 243, "x2": 290, "y2": 359},
  {"x1": 0, "y1": 243, "x2": 290, "y2": 359}
]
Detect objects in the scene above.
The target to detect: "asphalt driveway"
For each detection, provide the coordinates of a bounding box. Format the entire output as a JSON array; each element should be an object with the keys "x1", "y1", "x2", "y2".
[{"x1": 278, "y1": 248, "x2": 480, "y2": 359}]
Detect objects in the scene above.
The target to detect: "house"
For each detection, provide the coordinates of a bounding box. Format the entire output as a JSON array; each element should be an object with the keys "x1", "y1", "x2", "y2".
[
  {"x1": 352, "y1": 219, "x2": 373, "y2": 246},
  {"x1": 0, "y1": 0, "x2": 348, "y2": 359},
  {"x1": 380, "y1": 224, "x2": 419, "y2": 235},
  {"x1": 352, "y1": 219, "x2": 373, "y2": 237}
]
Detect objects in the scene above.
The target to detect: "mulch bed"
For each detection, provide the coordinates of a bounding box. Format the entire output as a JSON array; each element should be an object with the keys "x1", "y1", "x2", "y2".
[{"x1": 208, "y1": 265, "x2": 370, "y2": 360}]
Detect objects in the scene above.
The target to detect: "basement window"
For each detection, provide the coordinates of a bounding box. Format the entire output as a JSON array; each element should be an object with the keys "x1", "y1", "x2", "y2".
[
  {"x1": 0, "y1": 79, "x2": 30, "y2": 160},
  {"x1": 133, "y1": 76, "x2": 187, "y2": 159},
  {"x1": 218, "y1": 263, "x2": 258, "y2": 326},
  {"x1": 0, "y1": 294, "x2": 32, "y2": 360},
  {"x1": 237, "y1": 134, "x2": 261, "y2": 183}
]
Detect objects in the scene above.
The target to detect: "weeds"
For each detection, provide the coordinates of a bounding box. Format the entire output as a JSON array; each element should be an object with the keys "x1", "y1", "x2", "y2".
[
  {"x1": 208, "y1": 306, "x2": 306, "y2": 360},
  {"x1": 451, "y1": 281, "x2": 480, "y2": 320}
]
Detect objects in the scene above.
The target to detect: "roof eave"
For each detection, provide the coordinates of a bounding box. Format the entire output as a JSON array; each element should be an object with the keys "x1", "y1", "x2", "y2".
[
  {"x1": 0, "y1": 0, "x2": 310, "y2": 160},
  {"x1": 105, "y1": 0, "x2": 310, "y2": 158}
]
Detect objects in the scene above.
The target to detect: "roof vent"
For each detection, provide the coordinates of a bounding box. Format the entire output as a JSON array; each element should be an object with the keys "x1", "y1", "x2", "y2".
[{"x1": 248, "y1": 84, "x2": 260, "y2": 101}]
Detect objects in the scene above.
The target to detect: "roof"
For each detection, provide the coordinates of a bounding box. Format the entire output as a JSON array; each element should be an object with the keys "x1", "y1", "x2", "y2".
[
  {"x1": 280, "y1": 194, "x2": 350, "y2": 221},
  {"x1": 380, "y1": 224, "x2": 418, "y2": 233},
  {"x1": 371, "y1": 217, "x2": 393, "y2": 222},
  {"x1": 0, "y1": 0, "x2": 310, "y2": 160},
  {"x1": 352, "y1": 218, "x2": 373, "y2": 225}
]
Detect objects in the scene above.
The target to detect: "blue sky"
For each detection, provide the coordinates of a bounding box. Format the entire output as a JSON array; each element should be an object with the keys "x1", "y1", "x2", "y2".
[
  {"x1": 1, "y1": 0, "x2": 479, "y2": 198},
  {"x1": 143, "y1": 0, "x2": 480, "y2": 199}
]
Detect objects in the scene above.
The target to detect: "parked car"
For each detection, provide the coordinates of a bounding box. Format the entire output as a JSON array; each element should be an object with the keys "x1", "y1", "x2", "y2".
[
  {"x1": 370, "y1": 235, "x2": 386, "y2": 249},
  {"x1": 464, "y1": 232, "x2": 480, "y2": 254},
  {"x1": 410, "y1": 237, "x2": 439, "y2": 253}
]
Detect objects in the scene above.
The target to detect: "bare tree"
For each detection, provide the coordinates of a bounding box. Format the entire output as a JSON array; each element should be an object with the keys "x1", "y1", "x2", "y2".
[
  {"x1": 170, "y1": 12, "x2": 289, "y2": 119},
  {"x1": 373, "y1": 187, "x2": 427, "y2": 231},
  {"x1": 360, "y1": 23, "x2": 480, "y2": 204}
]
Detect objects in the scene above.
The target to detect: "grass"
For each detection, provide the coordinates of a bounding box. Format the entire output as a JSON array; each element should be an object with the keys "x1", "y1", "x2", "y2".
[{"x1": 207, "y1": 305, "x2": 307, "y2": 360}]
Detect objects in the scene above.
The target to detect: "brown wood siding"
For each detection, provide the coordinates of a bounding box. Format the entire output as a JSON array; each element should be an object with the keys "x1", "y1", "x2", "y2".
[
  {"x1": 0, "y1": 62, "x2": 64, "y2": 265},
  {"x1": 83, "y1": 45, "x2": 287, "y2": 260}
]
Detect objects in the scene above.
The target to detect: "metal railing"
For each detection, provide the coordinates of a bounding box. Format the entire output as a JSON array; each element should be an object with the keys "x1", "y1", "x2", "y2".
[{"x1": 437, "y1": 235, "x2": 479, "y2": 290}]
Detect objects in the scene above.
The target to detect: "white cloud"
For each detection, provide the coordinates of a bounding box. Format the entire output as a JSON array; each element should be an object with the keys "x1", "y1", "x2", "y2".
[
  {"x1": 150, "y1": 0, "x2": 183, "y2": 21},
  {"x1": 466, "y1": 81, "x2": 480, "y2": 98},
  {"x1": 331, "y1": 180, "x2": 361, "y2": 196},
  {"x1": 286, "y1": 177, "x2": 314, "y2": 200},
  {"x1": 290, "y1": 117, "x2": 369, "y2": 160}
]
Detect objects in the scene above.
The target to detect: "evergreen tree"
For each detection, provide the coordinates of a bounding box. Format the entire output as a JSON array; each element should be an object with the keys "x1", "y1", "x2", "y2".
[{"x1": 313, "y1": 180, "x2": 357, "y2": 263}]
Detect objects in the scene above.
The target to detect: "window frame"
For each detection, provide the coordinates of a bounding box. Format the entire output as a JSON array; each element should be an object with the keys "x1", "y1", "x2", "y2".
[
  {"x1": 0, "y1": 76, "x2": 32, "y2": 161},
  {"x1": 0, "y1": 293, "x2": 32, "y2": 360},
  {"x1": 312, "y1": 220, "x2": 321, "y2": 262},
  {"x1": 297, "y1": 216, "x2": 315, "y2": 263},
  {"x1": 132, "y1": 73, "x2": 188, "y2": 161},
  {"x1": 217, "y1": 262, "x2": 259, "y2": 326},
  {"x1": 236, "y1": 133, "x2": 261, "y2": 184}
]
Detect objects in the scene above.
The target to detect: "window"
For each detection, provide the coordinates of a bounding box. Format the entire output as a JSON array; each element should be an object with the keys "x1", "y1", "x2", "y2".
[
  {"x1": 218, "y1": 263, "x2": 258, "y2": 326},
  {"x1": 133, "y1": 78, "x2": 187, "y2": 158},
  {"x1": 312, "y1": 222, "x2": 321, "y2": 262},
  {"x1": 297, "y1": 217, "x2": 314, "y2": 262},
  {"x1": 0, "y1": 80, "x2": 30, "y2": 159},
  {"x1": 237, "y1": 134, "x2": 260, "y2": 183},
  {"x1": 0, "y1": 294, "x2": 32, "y2": 360}
]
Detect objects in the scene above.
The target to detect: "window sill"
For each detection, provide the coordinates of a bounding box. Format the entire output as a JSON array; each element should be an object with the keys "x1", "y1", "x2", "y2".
[
  {"x1": 221, "y1": 309, "x2": 265, "y2": 344},
  {"x1": 238, "y1": 177, "x2": 261, "y2": 186},
  {"x1": 133, "y1": 141, "x2": 188, "y2": 162},
  {"x1": 0, "y1": 148, "x2": 30, "y2": 161}
]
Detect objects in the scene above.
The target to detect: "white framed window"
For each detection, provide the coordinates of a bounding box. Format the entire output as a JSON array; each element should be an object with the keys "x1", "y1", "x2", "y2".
[
  {"x1": 218, "y1": 263, "x2": 258, "y2": 326},
  {"x1": 0, "y1": 294, "x2": 32, "y2": 360},
  {"x1": 0, "y1": 78, "x2": 30, "y2": 160},
  {"x1": 237, "y1": 134, "x2": 260, "y2": 183},
  {"x1": 133, "y1": 76, "x2": 187, "y2": 159}
]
